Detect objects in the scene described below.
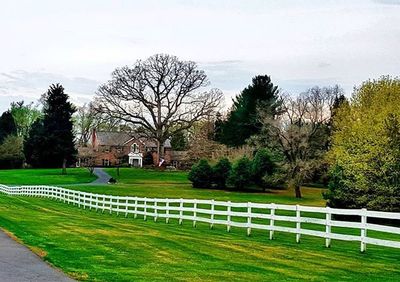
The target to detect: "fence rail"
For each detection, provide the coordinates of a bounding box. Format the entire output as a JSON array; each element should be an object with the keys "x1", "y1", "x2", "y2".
[{"x1": 1, "y1": 184, "x2": 399, "y2": 252}]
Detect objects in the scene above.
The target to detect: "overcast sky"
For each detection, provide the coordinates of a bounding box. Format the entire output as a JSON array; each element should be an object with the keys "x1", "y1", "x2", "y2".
[{"x1": 0, "y1": 0, "x2": 399, "y2": 111}]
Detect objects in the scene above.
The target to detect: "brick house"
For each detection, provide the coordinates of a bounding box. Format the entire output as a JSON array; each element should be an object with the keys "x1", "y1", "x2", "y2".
[{"x1": 77, "y1": 130, "x2": 176, "y2": 167}]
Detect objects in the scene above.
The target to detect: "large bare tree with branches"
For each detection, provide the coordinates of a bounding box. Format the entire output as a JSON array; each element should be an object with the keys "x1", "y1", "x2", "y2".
[
  {"x1": 94, "y1": 54, "x2": 223, "y2": 160},
  {"x1": 257, "y1": 86, "x2": 341, "y2": 198}
]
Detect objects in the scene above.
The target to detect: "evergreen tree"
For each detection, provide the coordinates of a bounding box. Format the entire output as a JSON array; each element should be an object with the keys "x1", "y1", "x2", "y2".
[
  {"x1": 170, "y1": 131, "x2": 188, "y2": 151},
  {"x1": 212, "y1": 158, "x2": 232, "y2": 188},
  {"x1": 218, "y1": 75, "x2": 280, "y2": 147},
  {"x1": 0, "y1": 110, "x2": 17, "y2": 143},
  {"x1": 24, "y1": 84, "x2": 76, "y2": 173}
]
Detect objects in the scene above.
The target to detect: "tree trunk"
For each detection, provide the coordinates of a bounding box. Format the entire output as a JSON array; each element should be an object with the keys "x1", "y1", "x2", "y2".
[
  {"x1": 295, "y1": 185, "x2": 302, "y2": 198},
  {"x1": 157, "y1": 139, "x2": 165, "y2": 168},
  {"x1": 62, "y1": 158, "x2": 67, "y2": 175},
  {"x1": 117, "y1": 165, "x2": 120, "y2": 177}
]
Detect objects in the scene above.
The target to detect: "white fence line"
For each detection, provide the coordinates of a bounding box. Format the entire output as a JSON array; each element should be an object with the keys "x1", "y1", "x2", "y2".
[{"x1": 1, "y1": 184, "x2": 399, "y2": 252}]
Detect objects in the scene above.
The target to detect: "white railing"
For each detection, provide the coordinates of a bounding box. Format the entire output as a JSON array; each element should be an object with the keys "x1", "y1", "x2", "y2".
[{"x1": 1, "y1": 184, "x2": 399, "y2": 252}]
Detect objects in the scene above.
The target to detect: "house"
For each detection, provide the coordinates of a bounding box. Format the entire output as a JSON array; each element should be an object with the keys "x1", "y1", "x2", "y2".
[{"x1": 77, "y1": 129, "x2": 177, "y2": 168}]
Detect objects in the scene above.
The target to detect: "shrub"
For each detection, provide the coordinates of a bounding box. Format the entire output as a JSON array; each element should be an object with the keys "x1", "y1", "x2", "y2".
[
  {"x1": 0, "y1": 135, "x2": 24, "y2": 169},
  {"x1": 251, "y1": 149, "x2": 275, "y2": 189},
  {"x1": 213, "y1": 158, "x2": 232, "y2": 188},
  {"x1": 188, "y1": 159, "x2": 213, "y2": 188},
  {"x1": 228, "y1": 156, "x2": 252, "y2": 190}
]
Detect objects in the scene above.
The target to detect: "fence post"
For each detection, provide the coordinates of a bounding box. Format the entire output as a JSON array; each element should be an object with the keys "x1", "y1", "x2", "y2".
[
  {"x1": 227, "y1": 201, "x2": 231, "y2": 232},
  {"x1": 325, "y1": 207, "x2": 331, "y2": 248},
  {"x1": 193, "y1": 200, "x2": 197, "y2": 228},
  {"x1": 361, "y1": 208, "x2": 367, "y2": 253},
  {"x1": 165, "y1": 199, "x2": 169, "y2": 223},
  {"x1": 109, "y1": 196, "x2": 113, "y2": 214},
  {"x1": 154, "y1": 199, "x2": 158, "y2": 222},
  {"x1": 125, "y1": 198, "x2": 129, "y2": 218},
  {"x1": 296, "y1": 204, "x2": 301, "y2": 243},
  {"x1": 210, "y1": 199, "x2": 215, "y2": 229},
  {"x1": 116, "y1": 196, "x2": 120, "y2": 216},
  {"x1": 247, "y1": 202, "x2": 252, "y2": 236},
  {"x1": 144, "y1": 197, "x2": 147, "y2": 221},
  {"x1": 270, "y1": 203, "x2": 275, "y2": 240},
  {"x1": 102, "y1": 195, "x2": 106, "y2": 213},
  {"x1": 89, "y1": 193, "x2": 92, "y2": 210},
  {"x1": 95, "y1": 195, "x2": 98, "y2": 212},
  {"x1": 134, "y1": 197, "x2": 138, "y2": 219},
  {"x1": 179, "y1": 198, "x2": 183, "y2": 225}
]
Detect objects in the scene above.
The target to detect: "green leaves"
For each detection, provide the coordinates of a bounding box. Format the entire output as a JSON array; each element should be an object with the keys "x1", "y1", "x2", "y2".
[{"x1": 327, "y1": 77, "x2": 400, "y2": 211}]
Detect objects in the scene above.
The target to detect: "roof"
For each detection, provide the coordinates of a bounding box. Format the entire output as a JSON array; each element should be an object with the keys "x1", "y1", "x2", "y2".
[
  {"x1": 94, "y1": 131, "x2": 172, "y2": 148},
  {"x1": 95, "y1": 132, "x2": 132, "y2": 146}
]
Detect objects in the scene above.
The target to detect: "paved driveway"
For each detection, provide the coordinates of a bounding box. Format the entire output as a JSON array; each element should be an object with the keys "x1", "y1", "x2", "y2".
[
  {"x1": 0, "y1": 231, "x2": 74, "y2": 282},
  {"x1": 91, "y1": 167, "x2": 112, "y2": 184}
]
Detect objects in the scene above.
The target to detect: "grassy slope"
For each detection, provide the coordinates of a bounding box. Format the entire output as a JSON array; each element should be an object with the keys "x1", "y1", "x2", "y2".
[
  {"x1": 0, "y1": 168, "x2": 399, "y2": 281},
  {"x1": 0, "y1": 195, "x2": 399, "y2": 282},
  {"x1": 68, "y1": 168, "x2": 325, "y2": 206},
  {"x1": 0, "y1": 168, "x2": 96, "y2": 185}
]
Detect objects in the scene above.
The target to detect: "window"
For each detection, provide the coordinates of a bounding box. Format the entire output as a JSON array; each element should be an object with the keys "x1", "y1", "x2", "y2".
[
  {"x1": 131, "y1": 143, "x2": 139, "y2": 153},
  {"x1": 102, "y1": 159, "x2": 110, "y2": 166}
]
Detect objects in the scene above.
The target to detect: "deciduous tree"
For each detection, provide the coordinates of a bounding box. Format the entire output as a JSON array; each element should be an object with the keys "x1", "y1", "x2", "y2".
[
  {"x1": 325, "y1": 77, "x2": 400, "y2": 211},
  {"x1": 95, "y1": 54, "x2": 223, "y2": 162},
  {"x1": 257, "y1": 86, "x2": 339, "y2": 198}
]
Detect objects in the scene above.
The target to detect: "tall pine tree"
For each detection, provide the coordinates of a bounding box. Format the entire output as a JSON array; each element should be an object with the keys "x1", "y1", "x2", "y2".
[
  {"x1": 24, "y1": 84, "x2": 76, "y2": 173},
  {"x1": 218, "y1": 75, "x2": 280, "y2": 147},
  {"x1": 0, "y1": 110, "x2": 17, "y2": 143}
]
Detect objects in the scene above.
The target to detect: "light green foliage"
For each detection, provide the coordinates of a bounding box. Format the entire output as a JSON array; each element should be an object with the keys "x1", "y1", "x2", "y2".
[
  {"x1": 0, "y1": 135, "x2": 24, "y2": 168},
  {"x1": 10, "y1": 101, "x2": 41, "y2": 138},
  {"x1": 326, "y1": 76, "x2": 400, "y2": 211}
]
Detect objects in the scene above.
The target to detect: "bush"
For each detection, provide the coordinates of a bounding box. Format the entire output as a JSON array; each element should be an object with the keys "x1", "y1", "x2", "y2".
[
  {"x1": 213, "y1": 158, "x2": 232, "y2": 188},
  {"x1": 188, "y1": 159, "x2": 213, "y2": 188},
  {"x1": 251, "y1": 149, "x2": 275, "y2": 189},
  {"x1": 0, "y1": 135, "x2": 24, "y2": 169},
  {"x1": 228, "y1": 156, "x2": 252, "y2": 190}
]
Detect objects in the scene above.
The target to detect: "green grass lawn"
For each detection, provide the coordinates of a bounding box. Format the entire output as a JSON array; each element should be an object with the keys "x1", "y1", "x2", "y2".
[
  {"x1": 72, "y1": 168, "x2": 324, "y2": 206},
  {"x1": 0, "y1": 168, "x2": 96, "y2": 185},
  {"x1": 0, "y1": 168, "x2": 399, "y2": 281},
  {"x1": 0, "y1": 195, "x2": 399, "y2": 282}
]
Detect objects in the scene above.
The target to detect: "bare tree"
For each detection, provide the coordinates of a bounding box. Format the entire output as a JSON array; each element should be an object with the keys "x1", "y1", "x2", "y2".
[
  {"x1": 74, "y1": 103, "x2": 99, "y2": 146},
  {"x1": 257, "y1": 86, "x2": 341, "y2": 198},
  {"x1": 94, "y1": 54, "x2": 223, "y2": 160},
  {"x1": 75, "y1": 103, "x2": 130, "y2": 146}
]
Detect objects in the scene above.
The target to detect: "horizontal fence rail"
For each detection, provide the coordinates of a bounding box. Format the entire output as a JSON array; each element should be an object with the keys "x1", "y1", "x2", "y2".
[{"x1": 1, "y1": 184, "x2": 399, "y2": 252}]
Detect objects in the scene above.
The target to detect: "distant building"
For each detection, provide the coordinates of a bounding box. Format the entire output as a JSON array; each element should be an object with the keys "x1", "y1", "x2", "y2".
[{"x1": 77, "y1": 129, "x2": 186, "y2": 168}]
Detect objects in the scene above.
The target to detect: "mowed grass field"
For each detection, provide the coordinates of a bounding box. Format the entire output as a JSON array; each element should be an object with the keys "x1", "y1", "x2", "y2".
[
  {"x1": 0, "y1": 168, "x2": 399, "y2": 281},
  {"x1": 0, "y1": 168, "x2": 96, "y2": 185},
  {"x1": 78, "y1": 168, "x2": 325, "y2": 206}
]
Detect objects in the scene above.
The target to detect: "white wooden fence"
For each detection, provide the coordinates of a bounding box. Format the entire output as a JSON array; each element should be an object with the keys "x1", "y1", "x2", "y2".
[{"x1": 1, "y1": 184, "x2": 399, "y2": 252}]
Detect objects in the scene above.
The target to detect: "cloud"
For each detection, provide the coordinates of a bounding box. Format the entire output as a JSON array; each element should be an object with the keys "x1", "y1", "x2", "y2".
[
  {"x1": 0, "y1": 70, "x2": 100, "y2": 112},
  {"x1": 374, "y1": 0, "x2": 400, "y2": 5},
  {"x1": 318, "y1": 62, "x2": 331, "y2": 68}
]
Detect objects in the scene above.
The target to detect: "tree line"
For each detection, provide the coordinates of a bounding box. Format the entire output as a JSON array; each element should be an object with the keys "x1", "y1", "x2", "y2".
[{"x1": 0, "y1": 53, "x2": 398, "y2": 211}]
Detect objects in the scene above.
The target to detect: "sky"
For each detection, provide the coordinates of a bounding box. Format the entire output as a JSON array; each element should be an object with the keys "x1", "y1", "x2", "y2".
[{"x1": 0, "y1": 0, "x2": 399, "y2": 112}]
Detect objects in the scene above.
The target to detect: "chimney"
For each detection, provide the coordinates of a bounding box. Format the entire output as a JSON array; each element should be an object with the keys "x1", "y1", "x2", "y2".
[{"x1": 92, "y1": 128, "x2": 97, "y2": 148}]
